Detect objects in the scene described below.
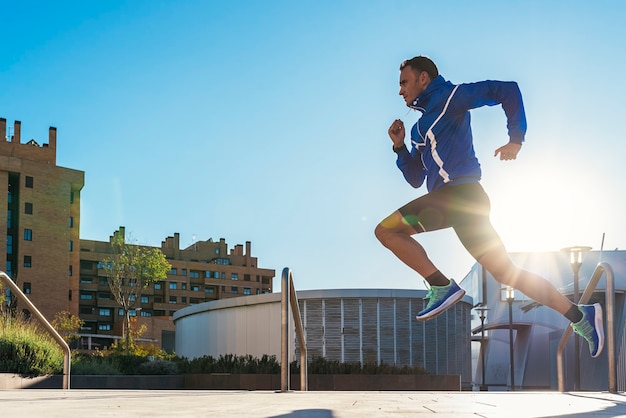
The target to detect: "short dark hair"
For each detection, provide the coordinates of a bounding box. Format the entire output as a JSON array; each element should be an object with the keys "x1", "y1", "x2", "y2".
[{"x1": 400, "y1": 56, "x2": 439, "y2": 80}]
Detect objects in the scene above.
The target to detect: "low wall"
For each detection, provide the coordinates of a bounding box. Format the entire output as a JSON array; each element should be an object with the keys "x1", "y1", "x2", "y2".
[{"x1": 0, "y1": 373, "x2": 461, "y2": 391}]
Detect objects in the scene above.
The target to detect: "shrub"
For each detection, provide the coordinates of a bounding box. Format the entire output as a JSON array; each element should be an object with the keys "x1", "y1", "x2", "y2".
[
  {"x1": 173, "y1": 354, "x2": 281, "y2": 374},
  {"x1": 137, "y1": 359, "x2": 178, "y2": 375},
  {"x1": 0, "y1": 314, "x2": 63, "y2": 375},
  {"x1": 71, "y1": 352, "x2": 122, "y2": 375},
  {"x1": 291, "y1": 356, "x2": 428, "y2": 375}
]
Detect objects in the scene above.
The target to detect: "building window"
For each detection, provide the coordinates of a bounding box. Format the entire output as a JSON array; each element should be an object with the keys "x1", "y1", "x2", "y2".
[
  {"x1": 170, "y1": 268, "x2": 177, "y2": 275},
  {"x1": 6, "y1": 235, "x2": 12, "y2": 254},
  {"x1": 7, "y1": 210, "x2": 11, "y2": 228},
  {"x1": 232, "y1": 273, "x2": 238, "y2": 280},
  {"x1": 24, "y1": 202, "x2": 33, "y2": 214},
  {"x1": 141, "y1": 296, "x2": 149, "y2": 303},
  {"x1": 243, "y1": 287, "x2": 251, "y2": 295},
  {"x1": 192, "y1": 285, "x2": 200, "y2": 292},
  {"x1": 25, "y1": 176, "x2": 33, "y2": 188},
  {"x1": 24, "y1": 229, "x2": 32, "y2": 241},
  {"x1": 23, "y1": 282, "x2": 31, "y2": 294},
  {"x1": 181, "y1": 269, "x2": 187, "y2": 276},
  {"x1": 69, "y1": 241, "x2": 73, "y2": 251},
  {"x1": 231, "y1": 286, "x2": 238, "y2": 294},
  {"x1": 140, "y1": 311, "x2": 152, "y2": 317},
  {"x1": 215, "y1": 248, "x2": 220, "y2": 255},
  {"x1": 181, "y1": 283, "x2": 187, "y2": 290},
  {"x1": 80, "y1": 307, "x2": 93, "y2": 315},
  {"x1": 80, "y1": 293, "x2": 93, "y2": 300},
  {"x1": 98, "y1": 324, "x2": 111, "y2": 331},
  {"x1": 169, "y1": 282, "x2": 177, "y2": 290},
  {"x1": 154, "y1": 283, "x2": 162, "y2": 290},
  {"x1": 97, "y1": 261, "x2": 113, "y2": 269},
  {"x1": 99, "y1": 308, "x2": 111, "y2": 316},
  {"x1": 169, "y1": 296, "x2": 177, "y2": 304},
  {"x1": 68, "y1": 265, "x2": 73, "y2": 276},
  {"x1": 181, "y1": 297, "x2": 187, "y2": 303},
  {"x1": 69, "y1": 216, "x2": 73, "y2": 227},
  {"x1": 189, "y1": 271, "x2": 199, "y2": 279},
  {"x1": 23, "y1": 255, "x2": 32, "y2": 268},
  {"x1": 205, "y1": 287, "x2": 215, "y2": 294}
]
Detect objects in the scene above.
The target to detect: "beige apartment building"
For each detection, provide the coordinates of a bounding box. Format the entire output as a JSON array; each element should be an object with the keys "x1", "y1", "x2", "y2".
[
  {"x1": 0, "y1": 118, "x2": 275, "y2": 351},
  {"x1": 79, "y1": 228, "x2": 275, "y2": 351},
  {"x1": 0, "y1": 118, "x2": 84, "y2": 321}
]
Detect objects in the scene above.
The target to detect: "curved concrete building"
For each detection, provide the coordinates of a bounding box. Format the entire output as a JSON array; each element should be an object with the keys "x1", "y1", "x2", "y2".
[{"x1": 174, "y1": 288, "x2": 473, "y2": 386}]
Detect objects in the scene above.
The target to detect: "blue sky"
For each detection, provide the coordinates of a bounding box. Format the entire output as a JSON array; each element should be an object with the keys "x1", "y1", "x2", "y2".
[{"x1": 2, "y1": 0, "x2": 625, "y2": 291}]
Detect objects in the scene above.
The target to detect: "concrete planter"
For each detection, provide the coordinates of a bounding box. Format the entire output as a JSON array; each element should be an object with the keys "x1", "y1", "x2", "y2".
[
  {"x1": 0, "y1": 373, "x2": 184, "y2": 389},
  {"x1": 0, "y1": 373, "x2": 461, "y2": 391}
]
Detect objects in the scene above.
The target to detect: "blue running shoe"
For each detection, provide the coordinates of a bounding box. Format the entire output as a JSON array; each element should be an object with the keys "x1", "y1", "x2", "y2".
[
  {"x1": 416, "y1": 279, "x2": 466, "y2": 321},
  {"x1": 571, "y1": 303, "x2": 604, "y2": 358}
]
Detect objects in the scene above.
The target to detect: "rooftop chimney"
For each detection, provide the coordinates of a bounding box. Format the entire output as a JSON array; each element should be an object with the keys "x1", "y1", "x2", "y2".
[{"x1": 13, "y1": 120, "x2": 20, "y2": 143}]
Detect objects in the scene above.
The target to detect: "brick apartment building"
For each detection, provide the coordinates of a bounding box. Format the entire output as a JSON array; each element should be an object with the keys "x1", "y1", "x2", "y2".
[
  {"x1": 0, "y1": 118, "x2": 275, "y2": 351},
  {"x1": 79, "y1": 227, "x2": 274, "y2": 351},
  {"x1": 0, "y1": 118, "x2": 84, "y2": 321}
]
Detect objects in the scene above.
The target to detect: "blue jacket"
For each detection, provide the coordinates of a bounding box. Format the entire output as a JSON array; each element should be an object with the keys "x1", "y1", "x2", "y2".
[{"x1": 396, "y1": 75, "x2": 527, "y2": 192}]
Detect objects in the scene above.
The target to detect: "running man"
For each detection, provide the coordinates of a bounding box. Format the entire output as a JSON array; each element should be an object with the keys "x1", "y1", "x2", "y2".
[{"x1": 375, "y1": 56, "x2": 604, "y2": 357}]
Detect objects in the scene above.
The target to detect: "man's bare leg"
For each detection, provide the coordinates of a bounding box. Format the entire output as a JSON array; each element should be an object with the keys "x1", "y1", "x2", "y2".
[
  {"x1": 477, "y1": 245, "x2": 573, "y2": 315},
  {"x1": 375, "y1": 210, "x2": 438, "y2": 279}
]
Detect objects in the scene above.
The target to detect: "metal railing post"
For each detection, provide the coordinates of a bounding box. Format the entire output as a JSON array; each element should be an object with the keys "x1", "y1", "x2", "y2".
[
  {"x1": 557, "y1": 262, "x2": 616, "y2": 393},
  {"x1": 280, "y1": 268, "x2": 307, "y2": 392},
  {"x1": 0, "y1": 272, "x2": 71, "y2": 389},
  {"x1": 280, "y1": 269, "x2": 289, "y2": 391}
]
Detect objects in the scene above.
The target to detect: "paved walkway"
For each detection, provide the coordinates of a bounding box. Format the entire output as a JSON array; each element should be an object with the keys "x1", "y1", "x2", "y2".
[{"x1": 1, "y1": 390, "x2": 625, "y2": 417}]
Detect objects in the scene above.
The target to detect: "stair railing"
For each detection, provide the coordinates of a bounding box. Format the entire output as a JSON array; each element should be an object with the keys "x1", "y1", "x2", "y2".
[
  {"x1": 280, "y1": 267, "x2": 307, "y2": 391},
  {"x1": 557, "y1": 262, "x2": 616, "y2": 393}
]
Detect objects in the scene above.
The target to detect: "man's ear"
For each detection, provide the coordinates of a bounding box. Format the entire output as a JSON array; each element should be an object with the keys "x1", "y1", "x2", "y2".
[{"x1": 418, "y1": 71, "x2": 429, "y2": 86}]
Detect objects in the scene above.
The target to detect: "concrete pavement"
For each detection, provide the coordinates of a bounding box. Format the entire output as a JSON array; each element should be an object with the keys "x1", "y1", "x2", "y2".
[{"x1": 1, "y1": 390, "x2": 625, "y2": 417}]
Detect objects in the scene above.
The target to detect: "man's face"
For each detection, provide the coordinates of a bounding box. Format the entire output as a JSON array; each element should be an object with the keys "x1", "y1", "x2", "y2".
[{"x1": 399, "y1": 66, "x2": 429, "y2": 106}]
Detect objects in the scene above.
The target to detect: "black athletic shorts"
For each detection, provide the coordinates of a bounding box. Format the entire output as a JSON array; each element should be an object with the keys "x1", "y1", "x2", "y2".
[{"x1": 398, "y1": 182, "x2": 504, "y2": 260}]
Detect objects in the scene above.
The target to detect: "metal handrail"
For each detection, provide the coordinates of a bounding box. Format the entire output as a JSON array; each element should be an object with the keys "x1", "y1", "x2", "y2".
[
  {"x1": 0, "y1": 271, "x2": 71, "y2": 389},
  {"x1": 557, "y1": 262, "x2": 616, "y2": 393},
  {"x1": 280, "y1": 268, "x2": 307, "y2": 391}
]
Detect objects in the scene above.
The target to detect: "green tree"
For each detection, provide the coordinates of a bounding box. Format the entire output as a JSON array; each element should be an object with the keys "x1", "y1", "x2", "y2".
[
  {"x1": 101, "y1": 229, "x2": 171, "y2": 354},
  {"x1": 51, "y1": 310, "x2": 84, "y2": 348}
]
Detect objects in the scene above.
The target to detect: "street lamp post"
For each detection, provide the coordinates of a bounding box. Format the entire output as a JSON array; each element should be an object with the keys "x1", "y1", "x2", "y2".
[
  {"x1": 561, "y1": 246, "x2": 591, "y2": 391},
  {"x1": 506, "y1": 286, "x2": 515, "y2": 391},
  {"x1": 475, "y1": 307, "x2": 489, "y2": 391}
]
